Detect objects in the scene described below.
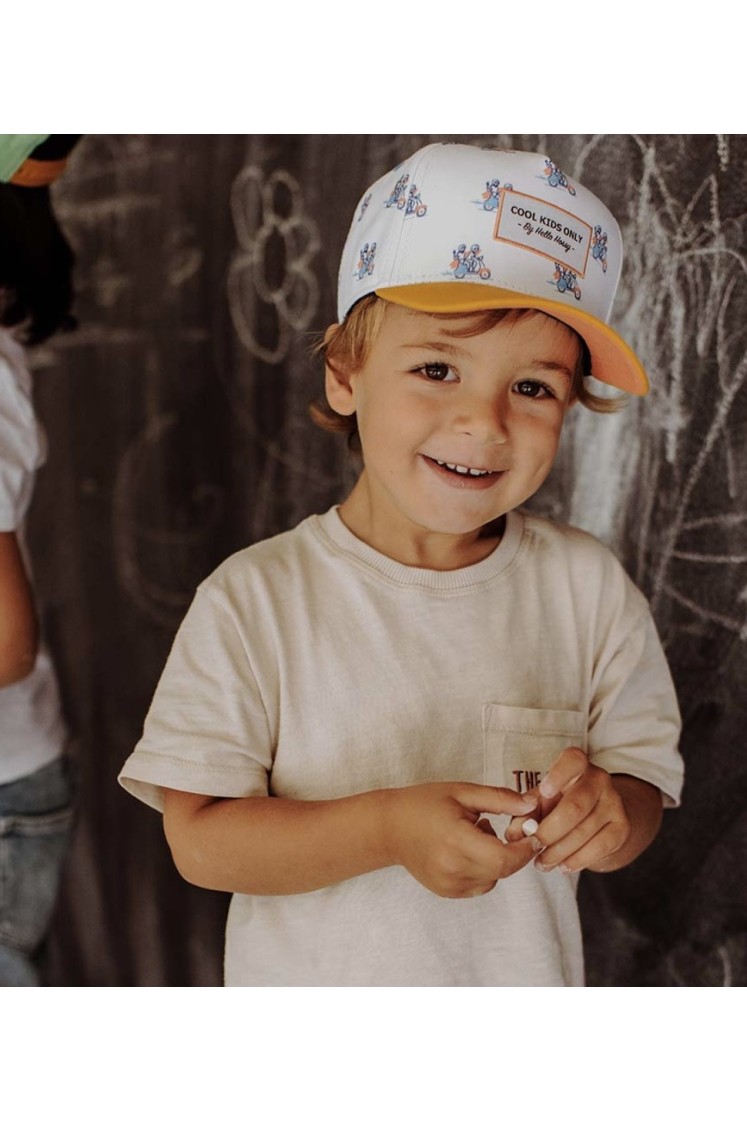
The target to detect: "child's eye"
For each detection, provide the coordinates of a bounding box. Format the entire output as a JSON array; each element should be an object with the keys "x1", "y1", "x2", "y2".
[
  {"x1": 513, "y1": 379, "x2": 556, "y2": 399},
  {"x1": 414, "y1": 362, "x2": 457, "y2": 382}
]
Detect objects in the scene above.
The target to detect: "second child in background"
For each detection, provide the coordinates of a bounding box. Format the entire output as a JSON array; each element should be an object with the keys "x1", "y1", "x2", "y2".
[{"x1": 0, "y1": 135, "x2": 80, "y2": 986}]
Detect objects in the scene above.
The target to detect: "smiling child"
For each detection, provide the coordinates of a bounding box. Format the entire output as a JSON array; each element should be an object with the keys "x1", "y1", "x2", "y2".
[{"x1": 119, "y1": 143, "x2": 684, "y2": 986}]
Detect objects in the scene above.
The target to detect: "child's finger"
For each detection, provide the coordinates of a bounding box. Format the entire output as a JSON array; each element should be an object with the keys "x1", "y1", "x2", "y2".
[
  {"x1": 465, "y1": 827, "x2": 540, "y2": 880},
  {"x1": 536, "y1": 820, "x2": 628, "y2": 874},
  {"x1": 496, "y1": 835, "x2": 542, "y2": 878},
  {"x1": 539, "y1": 782, "x2": 600, "y2": 846},
  {"x1": 504, "y1": 812, "x2": 537, "y2": 842},
  {"x1": 534, "y1": 810, "x2": 602, "y2": 870},
  {"x1": 454, "y1": 783, "x2": 538, "y2": 820},
  {"x1": 538, "y1": 746, "x2": 588, "y2": 799}
]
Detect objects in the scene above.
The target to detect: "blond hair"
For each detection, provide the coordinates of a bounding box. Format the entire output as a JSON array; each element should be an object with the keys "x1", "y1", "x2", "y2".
[{"x1": 310, "y1": 295, "x2": 623, "y2": 451}]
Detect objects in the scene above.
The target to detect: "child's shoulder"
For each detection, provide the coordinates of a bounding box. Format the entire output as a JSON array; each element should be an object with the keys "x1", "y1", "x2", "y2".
[
  {"x1": 521, "y1": 509, "x2": 618, "y2": 559},
  {"x1": 519, "y1": 510, "x2": 646, "y2": 605},
  {"x1": 197, "y1": 511, "x2": 329, "y2": 606}
]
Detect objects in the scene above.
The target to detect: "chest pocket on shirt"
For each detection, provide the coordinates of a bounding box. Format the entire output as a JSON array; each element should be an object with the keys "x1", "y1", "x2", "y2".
[{"x1": 483, "y1": 704, "x2": 587, "y2": 794}]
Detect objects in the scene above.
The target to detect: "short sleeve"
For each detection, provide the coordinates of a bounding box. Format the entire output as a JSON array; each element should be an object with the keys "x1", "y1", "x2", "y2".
[
  {"x1": 0, "y1": 354, "x2": 44, "y2": 530},
  {"x1": 588, "y1": 604, "x2": 684, "y2": 807},
  {"x1": 118, "y1": 585, "x2": 274, "y2": 812}
]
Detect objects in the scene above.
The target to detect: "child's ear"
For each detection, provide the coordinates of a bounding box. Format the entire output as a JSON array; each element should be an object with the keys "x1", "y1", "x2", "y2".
[{"x1": 324, "y1": 324, "x2": 357, "y2": 417}]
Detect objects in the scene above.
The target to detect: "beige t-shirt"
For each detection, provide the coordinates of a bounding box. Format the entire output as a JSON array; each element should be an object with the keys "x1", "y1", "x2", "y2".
[{"x1": 119, "y1": 507, "x2": 683, "y2": 986}]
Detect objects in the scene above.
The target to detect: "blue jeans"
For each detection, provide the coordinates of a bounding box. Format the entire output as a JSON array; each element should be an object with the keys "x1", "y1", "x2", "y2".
[{"x1": 0, "y1": 756, "x2": 74, "y2": 986}]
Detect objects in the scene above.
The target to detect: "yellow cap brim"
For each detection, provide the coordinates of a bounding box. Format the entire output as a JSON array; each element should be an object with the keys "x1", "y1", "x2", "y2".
[{"x1": 376, "y1": 282, "x2": 649, "y2": 396}]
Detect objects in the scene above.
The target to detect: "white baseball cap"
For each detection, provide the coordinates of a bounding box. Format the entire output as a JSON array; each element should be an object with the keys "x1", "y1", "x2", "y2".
[{"x1": 337, "y1": 143, "x2": 648, "y2": 395}]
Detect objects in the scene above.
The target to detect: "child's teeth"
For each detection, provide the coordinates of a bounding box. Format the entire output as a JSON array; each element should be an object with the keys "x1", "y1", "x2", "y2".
[{"x1": 436, "y1": 459, "x2": 490, "y2": 477}]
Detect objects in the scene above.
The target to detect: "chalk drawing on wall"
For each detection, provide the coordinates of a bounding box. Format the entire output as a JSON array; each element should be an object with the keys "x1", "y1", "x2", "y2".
[
  {"x1": 219, "y1": 158, "x2": 343, "y2": 524},
  {"x1": 113, "y1": 407, "x2": 224, "y2": 629},
  {"x1": 228, "y1": 165, "x2": 321, "y2": 365},
  {"x1": 566, "y1": 135, "x2": 747, "y2": 646}
]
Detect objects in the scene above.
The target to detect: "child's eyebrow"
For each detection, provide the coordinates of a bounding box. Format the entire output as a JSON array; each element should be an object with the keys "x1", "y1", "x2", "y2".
[
  {"x1": 524, "y1": 359, "x2": 574, "y2": 381},
  {"x1": 401, "y1": 339, "x2": 470, "y2": 357}
]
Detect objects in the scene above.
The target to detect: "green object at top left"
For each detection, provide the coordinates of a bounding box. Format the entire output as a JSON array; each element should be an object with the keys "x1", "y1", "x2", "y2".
[{"x1": 0, "y1": 135, "x2": 50, "y2": 181}]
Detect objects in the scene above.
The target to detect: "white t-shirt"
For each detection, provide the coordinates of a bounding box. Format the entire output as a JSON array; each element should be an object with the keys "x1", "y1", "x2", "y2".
[
  {"x1": 119, "y1": 506, "x2": 684, "y2": 986},
  {"x1": 0, "y1": 329, "x2": 67, "y2": 785}
]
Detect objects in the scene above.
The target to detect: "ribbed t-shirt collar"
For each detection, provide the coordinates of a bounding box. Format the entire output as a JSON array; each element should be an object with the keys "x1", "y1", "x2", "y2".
[{"x1": 312, "y1": 506, "x2": 525, "y2": 592}]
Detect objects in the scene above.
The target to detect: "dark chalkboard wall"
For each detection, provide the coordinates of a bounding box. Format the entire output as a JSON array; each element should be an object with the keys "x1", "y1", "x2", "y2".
[{"x1": 28, "y1": 134, "x2": 747, "y2": 986}]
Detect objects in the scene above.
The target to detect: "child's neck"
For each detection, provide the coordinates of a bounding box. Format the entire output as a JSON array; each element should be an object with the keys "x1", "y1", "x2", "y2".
[{"x1": 337, "y1": 480, "x2": 504, "y2": 571}]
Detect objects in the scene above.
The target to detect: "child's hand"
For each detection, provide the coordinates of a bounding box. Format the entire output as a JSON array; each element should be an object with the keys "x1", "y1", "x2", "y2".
[
  {"x1": 385, "y1": 782, "x2": 540, "y2": 898},
  {"x1": 505, "y1": 747, "x2": 631, "y2": 873}
]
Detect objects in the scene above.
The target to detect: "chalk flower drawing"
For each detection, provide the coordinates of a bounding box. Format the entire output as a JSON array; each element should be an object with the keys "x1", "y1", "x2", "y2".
[{"x1": 228, "y1": 165, "x2": 321, "y2": 365}]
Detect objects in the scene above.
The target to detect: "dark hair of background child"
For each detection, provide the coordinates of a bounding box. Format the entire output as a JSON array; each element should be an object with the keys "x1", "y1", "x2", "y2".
[{"x1": 0, "y1": 136, "x2": 80, "y2": 346}]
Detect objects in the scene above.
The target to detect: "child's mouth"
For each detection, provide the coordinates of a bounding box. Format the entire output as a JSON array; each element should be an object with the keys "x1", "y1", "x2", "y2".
[
  {"x1": 422, "y1": 455, "x2": 504, "y2": 487},
  {"x1": 433, "y1": 459, "x2": 493, "y2": 478}
]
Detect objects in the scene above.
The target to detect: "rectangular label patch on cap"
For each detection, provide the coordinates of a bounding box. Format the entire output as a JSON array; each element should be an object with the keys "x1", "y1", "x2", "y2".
[{"x1": 493, "y1": 191, "x2": 592, "y2": 275}]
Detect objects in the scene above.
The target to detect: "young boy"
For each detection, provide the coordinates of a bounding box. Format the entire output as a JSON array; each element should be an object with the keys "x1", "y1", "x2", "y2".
[{"x1": 119, "y1": 143, "x2": 684, "y2": 986}]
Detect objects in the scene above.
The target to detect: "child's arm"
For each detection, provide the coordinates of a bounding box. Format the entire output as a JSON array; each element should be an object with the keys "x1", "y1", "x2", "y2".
[
  {"x1": 163, "y1": 781, "x2": 541, "y2": 898},
  {"x1": 0, "y1": 530, "x2": 38, "y2": 686},
  {"x1": 505, "y1": 746, "x2": 663, "y2": 873}
]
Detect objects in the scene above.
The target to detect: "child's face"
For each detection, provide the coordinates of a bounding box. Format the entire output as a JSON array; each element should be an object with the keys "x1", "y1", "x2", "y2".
[{"x1": 327, "y1": 304, "x2": 579, "y2": 567}]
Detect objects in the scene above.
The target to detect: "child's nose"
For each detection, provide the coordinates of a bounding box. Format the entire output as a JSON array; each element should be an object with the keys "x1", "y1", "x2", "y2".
[{"x1": 452, "y1": 392, "x2": 509, "y2": 444}]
